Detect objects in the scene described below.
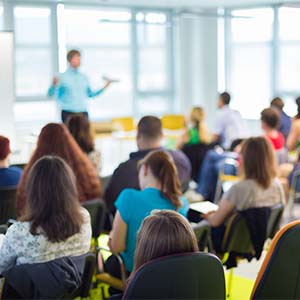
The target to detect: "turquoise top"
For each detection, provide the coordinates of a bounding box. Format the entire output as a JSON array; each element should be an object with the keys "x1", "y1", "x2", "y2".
[
  {"x1": 115, "y1": 187, "x2": 189, "y2": 272},
  {"x1": 47, "y1": 67, "x2": 104, "y2": 112}
]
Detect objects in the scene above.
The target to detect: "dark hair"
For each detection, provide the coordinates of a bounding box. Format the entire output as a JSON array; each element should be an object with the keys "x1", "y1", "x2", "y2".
[
  {"x1": 229, "y1": 138, "x2": 244, "y2": 152},
  {"x1": 219, "y1": 92, "x2": 231, "y2": 105},
  {"x1": 261, "y1": 108, "x2": 280, "y2": 129},
  {"x1": 138, "y1": 150, "x2": 182, "y2": 209},
  {"x1": 295, "y1": 96, "x2": 300, "y2": 119},
  {"x1": 241, "y1": 137, "x2": 276, "y2": 189},
  {"x1": 0, "y1": 136, "x2": 10, "y2": 160},
  {"x1": 67, "y1": 49, "x2": 81, "y2": 62},
  {"x1": 271, "y1": 97, "x2": 284, "y2": 111},
  {"x1": 66, "y1": 114, "x2": 94, "y2": 153},
  {"x1": 131, "y1": 210, "x2": 198, "y2": 275},
  {"x1": 137, "y1": 116, "x2": 162, "y2": 140},
  {"x1": 22, "y1": 156, "x2": 84, "y2": 243},
  {"x1": 17, "y1": 123, "x2": 101, "y2": 215}
]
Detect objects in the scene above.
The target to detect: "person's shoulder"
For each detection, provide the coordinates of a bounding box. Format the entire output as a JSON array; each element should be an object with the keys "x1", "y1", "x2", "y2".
[
  {"x1": 8, "y1": 166, "x2": 23, "y2": 174},
  {"x1": 6, "y1": 221, "x2": 30, "y2": 238},
  {"x1": 116, "y1": 188, "x2": 141, "y2": 209},
  {"x1": 167, "y1": 149, "x2": 188, "y2": 160}
]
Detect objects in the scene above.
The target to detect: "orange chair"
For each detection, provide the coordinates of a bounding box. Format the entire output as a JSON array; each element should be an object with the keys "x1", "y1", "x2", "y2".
[{"x1": 251, "y1": 221, "x2": 300, "y2": 300}]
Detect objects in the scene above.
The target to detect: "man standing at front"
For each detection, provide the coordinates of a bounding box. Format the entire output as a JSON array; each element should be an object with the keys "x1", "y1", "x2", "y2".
[{"x1": 48, "y1": 49, "x2": 112, "y2": 123}]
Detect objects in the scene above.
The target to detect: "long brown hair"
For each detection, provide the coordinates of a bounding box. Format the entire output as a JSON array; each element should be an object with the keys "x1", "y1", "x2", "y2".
[
  {"x1": 22, "y1": 156, "x2": 84, "y2": 242},
  {"x1": 66, "y1": 114, "x2": 95, "y2": 153},
  {"x1": 295, "y1": 96, "x2": 300, "y2": 119},
  {"x1": 131, "y1": 210, "x2": 198, "y2": 277},
  {"x1": 138, "y1": 151, "x2": 182, "y2": 209},
  {"x1": 17, "y1": 123, "x2": 101, "y2": 215},
  {"x1": 241, "y1": 137, "x2": 277, "y2": 189}
]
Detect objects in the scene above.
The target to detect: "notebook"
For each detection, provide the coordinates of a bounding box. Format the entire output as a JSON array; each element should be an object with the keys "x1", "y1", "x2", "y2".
[{"x1": 189, "y1": 201, "x2": 219, "y2": 214}]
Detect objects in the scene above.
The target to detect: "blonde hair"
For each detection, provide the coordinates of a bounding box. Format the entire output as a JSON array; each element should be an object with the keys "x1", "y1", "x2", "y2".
[
  {"x1": 190, "y1": 107, "x2": 211, "y2": 143},
  {"x1": 131, "y1": 210, "x2": 198, "y2": 276}
]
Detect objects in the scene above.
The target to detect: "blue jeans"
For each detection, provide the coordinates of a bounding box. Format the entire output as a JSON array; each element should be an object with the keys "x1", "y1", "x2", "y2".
[{"x1": 196, "y1": 150, "x2": 237, "y2": 200}]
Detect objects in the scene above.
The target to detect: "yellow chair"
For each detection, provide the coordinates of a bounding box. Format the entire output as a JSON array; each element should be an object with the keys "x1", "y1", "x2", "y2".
[
  {"x1": 112, "y1": 117, "x2": 135, "y2": 132},
  {"x1": 161, "y1": 114, "x2": 185, "y2": 130}
]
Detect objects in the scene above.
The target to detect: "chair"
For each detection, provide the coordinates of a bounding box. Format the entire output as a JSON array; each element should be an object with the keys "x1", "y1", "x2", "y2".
[
  {"x1": 214, "y1": 158, "x2": 239, "y2": 203},
  {"x1": 266, "y1": 203, "x2": 284, "y2": 239},
  {"x1": 112, "y1": 117, "x2": 135, "y2": 132},
  {"x1": 123, "y1": 252, "x2": 226, "y2": 300},
  {"x1": 161, "y1": 114, "x2": 185, "y2": 130},
  {"x1": 191, "y1": 220, "x2": 213, "y2": 252},
  {"x1": 251, "y1": 221, "x2": 300, "y2": 300},
  {"x1": 287, "y1": 170, "x2": 300, "y2": 219},
  {"x1": 82, "y1": 198, "x2": 106, "y2": 240},
  {"x1": 1, "y1": 253, "x2": 95, "y2": 300},
  {"x1": 69, "y1": 252, "x2": 96, "y2": 299},
  {"x1": 0, "y1": 186, "x2": 17, "y2": 225}
]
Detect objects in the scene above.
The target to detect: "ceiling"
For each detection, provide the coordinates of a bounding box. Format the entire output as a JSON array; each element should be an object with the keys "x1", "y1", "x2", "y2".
[{"x1": 8, "y1": 0, "x2": 300, "y2": 9}]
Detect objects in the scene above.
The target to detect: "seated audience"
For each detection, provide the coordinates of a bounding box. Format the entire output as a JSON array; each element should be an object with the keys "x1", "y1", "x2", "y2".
[
  {"x1": 17, "y1": 123, "x2": 101, "y2": 215},
  {"x1": 271, "y1": 97, "x2": 291, "y2": 141},
  {"x1": 212, "y1": 92, "x2": 249, "y2": 149},
  {"x1": 287, "y1": 96, "x2": 300, "y2": 151},
  {"x1": 261, "y1": 108, "x2": 285, "y2": 151},
  {"x1": 128, "y1": 210, "x2": 198, "y2": 281},
  {"x1": 66, "y1": 114, "x2": 101, "y2": 174},
  {"x1": 0, "y1": 156, "x2": 91, "y2": 274},
  {"x1": 204, "y1": 137, "x2": 285, "y2": 250},
  {"x1": 108, "y1": 150, "x2": 189, "y2": 275},
  {"x1": 104, "y1": 116, "x2": 191, "y2": 214},
  {"x1": 178, "y1": 107, "x2": 210, "y2": 148},
  {"x1": 187, "y1": 139, "x2": 243, "y2": 202},
  {"x1": 0, "y1": 136, "x2": 22, "y2": 187}
]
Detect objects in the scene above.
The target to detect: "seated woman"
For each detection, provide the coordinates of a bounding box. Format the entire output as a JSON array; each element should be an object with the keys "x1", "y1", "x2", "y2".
[
  {"x1": 108, "y1": 150, "x2": 189, "y2": 275},
  {"x1": 129, "y1": 209, "x2": 198, "y2": 279},
  {"x1": 204, "y1": 137, "x2": 285, "y2": 251},
  {"x1": 66, "y1": 114, "x2": 102, "y2": 174},
  {"x1": 0, "y1": 136, "x2": 22, "y2": 187},
  {"x1": 17, "y1": 123, "x2": 102, "y2": 215},
  {"x1": 0, "y1": 156, "x2": 91, "y2": 274},
  {"x1": 178, "y1": 107, "x2": 210, "y2": 148},
  {"x1": 287, "y1": 96, "x2": 300, "y2": 151}
]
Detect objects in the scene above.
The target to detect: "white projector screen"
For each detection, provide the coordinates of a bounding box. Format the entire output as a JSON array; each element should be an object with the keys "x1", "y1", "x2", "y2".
[{"x1": 0, "y1": 31, "x2": 15, "y2": 144}]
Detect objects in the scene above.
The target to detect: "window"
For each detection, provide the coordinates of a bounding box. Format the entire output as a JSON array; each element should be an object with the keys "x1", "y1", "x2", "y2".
[
  {"x1": 135, "y1": 11, "x2": 172, "y2": 115},
  {"x1": 0, "y1": 5, "x2": 3, "y2": 30},
  {"x1": 14, "y1": 6, "x2": 53, "y2": 98},
  {"x1": 278, "y1": 7, "x2": 300, "y2": 92},
  {"x1": 61, "y1": 6, "x2": 133, "y2": 119},
  {"x1": 227, "y1": 8, "x2": 273, "y2": 119}
]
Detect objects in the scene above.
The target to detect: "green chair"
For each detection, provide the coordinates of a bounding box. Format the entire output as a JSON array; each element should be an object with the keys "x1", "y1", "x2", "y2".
[
  {"x1": 123, "y1": 252, "x2": 226, "y2": 300},
  {"x1": 191, "y1": 220, "x2": 213, "y2": 252},
  {"x1": 251, "y1": 221, "x2": 300, "y2": 300},
  {"x1": 0, "y1": 186, "x2": 17, "y2": 225},
  {"x1": 266, "y1": 203, "x2": 284, "y2": 239}
]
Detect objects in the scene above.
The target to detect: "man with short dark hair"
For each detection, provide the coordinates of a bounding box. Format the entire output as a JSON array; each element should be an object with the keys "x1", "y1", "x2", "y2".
[
  {"x1": 212, "y1": 92, "x2": 249, "y2": 149},
  {"x1": 270, "y1": 97, "x2": 291, "y2": 140},
  {"x1": 48, "y1": 49, "x2": 112, "y2": 122},
  {"x1": 104, "y1": 116, "x2": 192, "y2": 213}
]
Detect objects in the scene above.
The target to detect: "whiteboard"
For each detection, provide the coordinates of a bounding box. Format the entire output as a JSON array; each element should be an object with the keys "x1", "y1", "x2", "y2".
[{"x1": 0, "y1": 31, "x2": 15, "y2": 144}]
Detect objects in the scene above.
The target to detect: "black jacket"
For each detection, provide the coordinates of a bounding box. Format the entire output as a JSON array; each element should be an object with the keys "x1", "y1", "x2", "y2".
[
  {"x1": 104, "y1": 147, "x2": 191, "y2": 213},
  {"x1": 2, "y1": 254, "x2": 87, "y2": 299}
]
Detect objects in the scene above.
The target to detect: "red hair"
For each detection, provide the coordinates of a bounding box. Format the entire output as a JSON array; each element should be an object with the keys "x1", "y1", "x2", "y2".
[
  {"x1": 0, "y1": 136, "x2": 11, "y2": 160},
  {"x1": 17, "y1": 123, "x2": 102, "y2": 215}
]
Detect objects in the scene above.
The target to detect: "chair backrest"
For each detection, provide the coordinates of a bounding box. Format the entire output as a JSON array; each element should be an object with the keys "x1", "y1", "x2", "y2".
[
  {"x1": 0, "y1": 185, "x2": 17, "y2": 224},
  {"x1": 161, "y1": 114, "x2": 185, "y2": 130},
  {"x1": 82, "y1": 198, "x2": 106, "y2": 239},
  {"x1": 266, "y1": 203, "x2": 284, "y2": 239},
  {"x1": 70, "y1": 252, "x2": 96, "y2": 299},
  {"x1": 191, "y1": 220, "x2": 212, "y2": 251},
  {"x1": 287, "y1": 170, "x2": 300, "y2": 216},
  {"x1": 221, "y1": 213, "x2": 254, "y2": 255},
  {"x1": 251, "y1": 221, "x2": 300, "y2": 300},
  {"x1": 112, "y1": 117, "x2": 135, "y2": 132},
  {"x1": 123, "y1": 252, "x2": 225, "y2": 300}
]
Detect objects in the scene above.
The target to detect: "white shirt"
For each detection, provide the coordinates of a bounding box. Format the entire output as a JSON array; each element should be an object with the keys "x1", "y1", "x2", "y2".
[
  {"x1": 214, "y1": 105, "x2": 249, "y2": 149},
  {"x1": 0, "y1": 208, "x2": 91, "y2": 274}
]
